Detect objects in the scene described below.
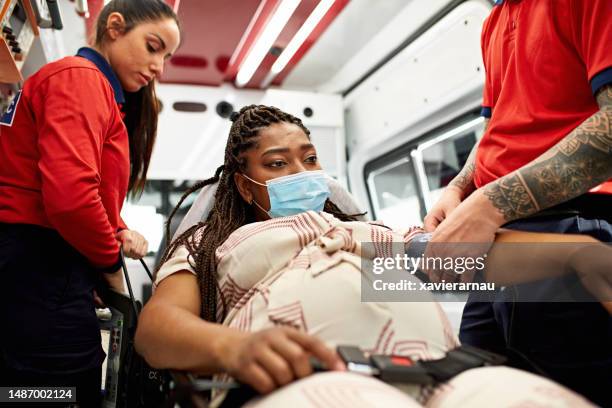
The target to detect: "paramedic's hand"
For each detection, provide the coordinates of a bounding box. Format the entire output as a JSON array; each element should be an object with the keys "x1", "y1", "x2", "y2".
[
  {"x1": 104, "y1": 268, "x2": 126, "y2": 293},
  {"x1": 116, "y1": 229, "x2": 148, "y2": 259},
  {"x1": 93, "y1": 269, "x2": 126, "y2": 307},
  {"x1": 424, "y1": 185, "x2": 463, "y2": 232},
  {"x1": 426, "y1": 188, "x2": 504, "y2": 282},
  {"x1": 222, "y1": 327, "x2": 345, "y2": 394}
]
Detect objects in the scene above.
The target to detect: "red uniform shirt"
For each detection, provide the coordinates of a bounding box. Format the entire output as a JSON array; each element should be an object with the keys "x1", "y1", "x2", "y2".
[
  {"x1": 475, "y1": 0, "x2": 612, "y2": 194},
  {"x1": 0, "y1": 48, "x2": 129, "y2": 269}
]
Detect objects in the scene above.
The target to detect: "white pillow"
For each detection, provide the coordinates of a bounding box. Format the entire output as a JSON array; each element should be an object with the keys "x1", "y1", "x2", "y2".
[{"x1": 172, "y1": 178, "x2": 366, "y2": 241}]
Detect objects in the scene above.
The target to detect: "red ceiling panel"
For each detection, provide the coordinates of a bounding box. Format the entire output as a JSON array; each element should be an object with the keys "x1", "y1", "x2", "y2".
[
  {"x1": 161, "y1": 0, "x2": 261, "y2": 85},
  {"x1": 82, "y1": 0, "x2": 348, "y2": 89}
]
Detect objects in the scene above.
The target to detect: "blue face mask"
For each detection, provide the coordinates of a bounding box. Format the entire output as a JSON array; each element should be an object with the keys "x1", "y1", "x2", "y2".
[{"x1": 242, "y1": 170, "x2": 331, "y2": 218}]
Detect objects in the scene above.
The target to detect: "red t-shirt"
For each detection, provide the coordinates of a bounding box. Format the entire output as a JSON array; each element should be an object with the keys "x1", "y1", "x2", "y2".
[
  {"x1": 0, "y1": 50, "x2": 129, "y2": 269},
  {"x1": 475, "y1": 0, "x2": 612, "y2": 194}
]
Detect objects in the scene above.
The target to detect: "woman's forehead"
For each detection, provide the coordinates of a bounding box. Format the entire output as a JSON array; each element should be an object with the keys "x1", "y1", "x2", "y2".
[
  {"x1": 133, "y1": 18, "x2": 181, "y2": 53},
  {"x1": 255, "y1": 122, "x2": 309, "y2": 148}
]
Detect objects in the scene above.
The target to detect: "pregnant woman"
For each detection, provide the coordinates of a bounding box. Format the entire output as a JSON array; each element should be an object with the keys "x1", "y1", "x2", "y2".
[{"x1": 135, "y1": 105, "x2": 603, "y2": 407}]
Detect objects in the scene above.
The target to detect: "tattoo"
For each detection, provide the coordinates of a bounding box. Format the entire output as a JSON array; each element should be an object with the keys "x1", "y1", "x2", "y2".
[
  {"x1": 449, "y1": 119, "x2": 488, "y2": 193},
  {"x1": 450, "y1": 162, "x2": 475, "y2": 191},
  {"x1": 485, "y1": 85, "x2": 612, "y2": 221},
  {"x1": 484, "y1": 173, "x2": 538, "y2": 220}
]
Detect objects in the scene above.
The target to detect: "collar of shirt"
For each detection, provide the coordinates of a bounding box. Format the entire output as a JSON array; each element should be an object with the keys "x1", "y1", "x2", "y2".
[
  {"x1": 493, "y1": 0, "x2": 522, "y2": 5},
  {"x1": 76, "y1": 47, "x2": 125, "y2": 105}
]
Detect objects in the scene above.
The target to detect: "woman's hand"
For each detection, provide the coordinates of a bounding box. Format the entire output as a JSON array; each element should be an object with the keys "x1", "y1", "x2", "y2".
[
  {"x1": 93, "y1": 268, "x2": 126, "y2": 307},
  {"x1": 220, "y1": 327, "x2": 345, "y2": 394},
  {"x1": 423, "y1": 186, "x2": 463, "y2": 232},
  {"x1": 116, "y1": 229, "x2": 148, "y2": 259}
]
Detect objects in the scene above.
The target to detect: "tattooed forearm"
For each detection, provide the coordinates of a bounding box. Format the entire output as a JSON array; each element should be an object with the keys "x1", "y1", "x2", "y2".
[
  {"x1": 484, "y1": 173, "x2": 539, "y2": 220},
  {"x1": 484, "y1": 85, "x2": 612, "y2": 221},
  {"x1": 449, "y1": 161, "x2": 475, "y2": 193},
  {"x1": 449, "y1": 119, "x2": 488, "y2": 195}
]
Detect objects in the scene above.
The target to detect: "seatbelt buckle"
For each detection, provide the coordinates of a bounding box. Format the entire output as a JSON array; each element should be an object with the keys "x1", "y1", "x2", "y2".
[
  {"x1": 337, "y1": 345, "x2": 379, "y2": 376},
  {"x1": 370, "y1": 355, "x2": 434, "y2": 384},
  {"x1": 336, "y1": 345, "x2": 433, "y2": 384},
  {"x1": 336, "y1": 344, "x2": 506, "y2": 385}
]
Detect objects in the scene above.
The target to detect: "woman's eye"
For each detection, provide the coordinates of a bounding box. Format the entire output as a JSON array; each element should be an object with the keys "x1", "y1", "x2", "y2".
[
  {"x1": 147, "y1": 43, "x2": 158, "y2": 53},
  {"x1": 305, "y1": 155, "x2": 318, "y2": 163},
  {"x1": 268, "y1": 160, "x2": 286, "y2": 168}
]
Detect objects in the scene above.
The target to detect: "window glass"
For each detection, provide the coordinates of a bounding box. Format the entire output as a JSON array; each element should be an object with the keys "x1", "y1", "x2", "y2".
[
  {"x1": 363, "y1": 115, "x2": 485, "y2": 229},
  {"x1": 415, "y1": 118, "x2": 485, "y2": 208},
  {"x1": 422, "y1": 131, "x2": 477, "y2": 205},
  {"x1": 122, "y1": 180, "x2": 201, "y2": 256},
  {"x1": 367, "y1": 157, "x2": 422, "y2": 229}
]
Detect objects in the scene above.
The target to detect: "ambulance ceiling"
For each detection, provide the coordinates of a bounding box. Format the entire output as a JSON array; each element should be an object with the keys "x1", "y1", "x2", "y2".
[
  {"x1": 82, "y1": 0, "x2": 409, "y2": 91},
  {"x1": 161, "y1": 0, "x2": 352, "y2": 89}
]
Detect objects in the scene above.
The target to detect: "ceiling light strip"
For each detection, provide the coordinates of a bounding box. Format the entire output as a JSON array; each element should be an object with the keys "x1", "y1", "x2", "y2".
[
  {"x1": 235, "y1": 0, "x2": 301, "y2": 87},
  {"x1": 228, "y1": 0, "x2": 269, "y2": 69},
  {"x1": 261, "y1": 0, "x2": 335, "y2": 88}
]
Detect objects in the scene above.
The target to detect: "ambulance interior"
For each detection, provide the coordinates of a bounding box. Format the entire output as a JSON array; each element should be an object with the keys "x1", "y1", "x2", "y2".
[
  {"x1": 4, "y1": 0, "x2": 597, "y2": 406},
  {"x1": 121, "y1": 0, "x2": 487, "y2": 328}
]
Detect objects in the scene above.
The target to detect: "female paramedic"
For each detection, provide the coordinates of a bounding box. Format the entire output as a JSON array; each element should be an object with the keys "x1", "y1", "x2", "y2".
[{"x1": 0, "y1": 0, "x2": 180, "y2": 405}]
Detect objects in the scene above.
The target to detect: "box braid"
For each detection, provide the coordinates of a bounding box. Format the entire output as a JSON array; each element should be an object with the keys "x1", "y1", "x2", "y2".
[{"x1": 159, "y1": 105, "x2": 361, "y2": 322}]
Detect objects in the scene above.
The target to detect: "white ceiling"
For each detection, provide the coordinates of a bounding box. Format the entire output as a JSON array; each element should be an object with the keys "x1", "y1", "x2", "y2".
[{"x1": 283, "y1": 0, "x2": 411, "y2": 91}]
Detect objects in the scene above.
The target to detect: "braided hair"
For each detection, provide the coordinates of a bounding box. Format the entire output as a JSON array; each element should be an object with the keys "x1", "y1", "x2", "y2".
[{"x1": 159, "y1": 105, "x2": 359, "y2": 322}]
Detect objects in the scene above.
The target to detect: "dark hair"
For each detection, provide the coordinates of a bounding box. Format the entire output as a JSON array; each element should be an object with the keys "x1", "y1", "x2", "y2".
[
  {"x1": 95, "y1": 0, "x2": 179, "y2": 196},
  {"x1": 159, "y1": 105, "x2": 359, "y2": 322}
]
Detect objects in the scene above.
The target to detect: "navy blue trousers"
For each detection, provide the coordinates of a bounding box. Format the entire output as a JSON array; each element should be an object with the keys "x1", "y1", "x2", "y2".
[
  {"x1": 459, "y1": 215, "x2": 612, "y2": 406},
  {"x1": 0, "y1": 223, "x2": 104, "y2": 406}
]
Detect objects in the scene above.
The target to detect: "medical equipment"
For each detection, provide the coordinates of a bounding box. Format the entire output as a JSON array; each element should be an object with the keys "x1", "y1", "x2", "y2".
[
  {"x1": 30, "y1": 0, "x2": 63, "y2": 30},
  {"x1": 97, "y1": 249, "x2": 168, "y2": 408},
  {"x1": 0, "y1": 0, "x2": 39, "y2": 82},
  {"x1": 242, "y1": 170, "x2": 331, "y2": 218}
]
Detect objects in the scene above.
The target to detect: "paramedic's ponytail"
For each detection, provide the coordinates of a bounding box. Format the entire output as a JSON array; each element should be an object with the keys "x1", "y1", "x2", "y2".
[{"x1": 94, "y1": 0, "x2": 180, "y2": 197}]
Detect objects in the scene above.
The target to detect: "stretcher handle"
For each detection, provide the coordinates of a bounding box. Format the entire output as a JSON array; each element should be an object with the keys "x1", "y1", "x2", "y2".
[
  {"x1": 139, "y1": 257, "x2": 154, "y2": 282},
  {"x1": 117, "y1": 248, "x2": 157, "y2": 319},
  {"x1": 119, "y1": 246, "x2": 140, "y2": 319}
]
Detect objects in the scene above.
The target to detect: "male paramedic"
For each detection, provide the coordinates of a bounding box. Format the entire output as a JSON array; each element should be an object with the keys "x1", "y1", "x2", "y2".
[{"x1": 423, "y1": 0, "x2": 612, "y2": 405}]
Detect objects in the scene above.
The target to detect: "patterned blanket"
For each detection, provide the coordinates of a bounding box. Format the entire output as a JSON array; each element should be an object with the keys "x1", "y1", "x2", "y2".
[
  {"x1": 159, "y1": 211, "x2": 595, "y2": 407},
  {"x1": 209, "y1": 211, "x2": 455, "y2": 400}
]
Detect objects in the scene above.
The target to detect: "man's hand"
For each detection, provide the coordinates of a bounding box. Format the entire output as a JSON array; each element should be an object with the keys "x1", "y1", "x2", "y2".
[
  {"x1": 423, "y1": 186, "x2": 463, "y2": 232},
  {"x1": 431, "y1": 187, "x2": 505, "y2": 243},
  {"x1": 423, "y1": 126, "x2": 483, "y2": 232},
  {"x1": 116, "y1": 229, "x2": 148, "y2": 259},
  {"x1": 425, "y1": 187, "x2": 505, "y2": 282}
]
